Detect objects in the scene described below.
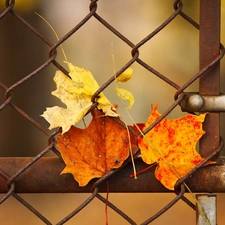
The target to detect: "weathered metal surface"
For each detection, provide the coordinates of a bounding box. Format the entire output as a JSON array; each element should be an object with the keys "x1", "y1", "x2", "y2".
[
  {"x1": 0, "y1": 0, "x2": 224, "y2": 224},
  {"x1": 0, "y1": 157, "x2": 225, "y2": 193},
  {"x1": 180, "y1": 93, "x2": 225, "y2": 112},
  {"x1": 196, "y1": 194, "x2": 217, "y2": 225},
  {"x1": 199, "y1": 0, "x2": 221, "y2": 160}
]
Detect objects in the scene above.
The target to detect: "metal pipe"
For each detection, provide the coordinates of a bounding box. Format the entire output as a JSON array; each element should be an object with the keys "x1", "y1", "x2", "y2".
[
  {"x1": 196, "y1": 194, "x2": 217, "y2": 225},
  {"x1": 199, "y1": 0, "x2": 221, "y2": 161},
  {"x1": 180, "y1": 93, "x2": 225, "y2": 112},
  {"x1": 0, "y1": 157, "x2": 225, "y2": 193}
]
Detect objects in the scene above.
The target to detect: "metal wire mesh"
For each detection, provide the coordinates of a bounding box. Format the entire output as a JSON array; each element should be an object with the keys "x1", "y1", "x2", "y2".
[{"x1": 0, "y1": 0, "x2": 224, "y2": 224}]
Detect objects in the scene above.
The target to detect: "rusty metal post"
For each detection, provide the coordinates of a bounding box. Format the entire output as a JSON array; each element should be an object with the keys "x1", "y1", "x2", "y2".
[
  {"x1": 199, "y1": 0, "x2": 221, "y2": 161},
  {"x1": 196, "y1": 194, "x2": 217, "y2": 225}
]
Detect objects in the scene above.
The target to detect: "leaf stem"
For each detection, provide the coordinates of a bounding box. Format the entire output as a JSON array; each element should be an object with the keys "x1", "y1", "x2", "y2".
[
  {"x1": 130, "y1": 162, "x2": 157, "y2": 178},
  {"x1": 111, "y1": 41, "x2": 137, "y2": 178},
  {"x1": 35, "y1": 12, "x2": 68, "y2": 64}
]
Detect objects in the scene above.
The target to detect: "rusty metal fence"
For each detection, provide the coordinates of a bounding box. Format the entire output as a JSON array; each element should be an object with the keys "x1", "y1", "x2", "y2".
[{"x1": 0, "y1": 0, "x2": 225, "y2": 224}]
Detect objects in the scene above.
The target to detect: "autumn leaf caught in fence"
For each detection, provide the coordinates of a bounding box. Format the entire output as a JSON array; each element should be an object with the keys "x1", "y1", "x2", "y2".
[
  {"x1": 138, "y1": 103, "x2": 213, "y2": 190},
  {"x1": 41, "y1": 62, "x2": 120, "y2": 133},
  {"x1": 57, "y1": 109, "x2": 139, "y2": 186}
]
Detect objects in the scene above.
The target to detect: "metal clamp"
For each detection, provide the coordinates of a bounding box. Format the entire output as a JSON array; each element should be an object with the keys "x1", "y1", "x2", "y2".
[{"x1": 180, "y1": 93, "x2": 225, "y2": 112}]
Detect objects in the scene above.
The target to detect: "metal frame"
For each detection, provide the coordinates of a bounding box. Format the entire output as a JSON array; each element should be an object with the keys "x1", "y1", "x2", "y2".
[{"x1": 0, "y1": 0, "x2": 224, "y2": 224}]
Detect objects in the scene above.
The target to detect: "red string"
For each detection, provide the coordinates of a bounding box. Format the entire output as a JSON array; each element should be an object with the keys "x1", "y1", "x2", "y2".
[{"x1": 105, "y1": 180, "x2": 109, "y2": 225}]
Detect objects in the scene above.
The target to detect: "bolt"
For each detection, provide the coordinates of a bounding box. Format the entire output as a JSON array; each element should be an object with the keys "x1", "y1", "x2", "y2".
[{"x1": 188, "y1": 94, "x2": 204, "y2": 111}]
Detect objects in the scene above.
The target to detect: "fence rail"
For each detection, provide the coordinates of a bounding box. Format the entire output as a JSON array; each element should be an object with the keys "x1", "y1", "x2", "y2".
[
  {"x1": 1, "y1": 157, "x2": 225, "y2": 193},
  {"x1": 0, "y1": 0, "x2": 224, "y2": 224}
]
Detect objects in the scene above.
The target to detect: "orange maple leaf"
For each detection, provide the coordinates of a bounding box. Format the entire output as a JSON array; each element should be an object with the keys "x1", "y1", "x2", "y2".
[
  {"x1": 138, "y1": 103, "x2": 208, "y2": 190},
  {"x1": 57, "y1": 109, "x2": 138, "y2": 186}
]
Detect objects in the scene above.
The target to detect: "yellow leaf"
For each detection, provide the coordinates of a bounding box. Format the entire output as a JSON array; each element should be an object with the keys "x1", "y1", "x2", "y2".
[
  {"x1": 0, "y1": 0, "x2": 40, "y2": 14},
  {"x1": 116, "y1": 68, "x2": 133, "y2": 83},
  {"x1": 66, "y1": 62, "x2": 99, "y2": 96},
  {"x1": 42, "y1": 105, "x2": 91, "y2": 133},
  {"x1": 116, "y1": 88, "x2": 134, "y2": 110},
  {"x1": 42, "y1": 62, "x2": 119, "y2": 133}
]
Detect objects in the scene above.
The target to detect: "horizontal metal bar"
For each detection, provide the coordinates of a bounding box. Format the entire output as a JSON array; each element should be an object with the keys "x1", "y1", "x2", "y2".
[
  {"x1": 0, "y1": 157, "x2": 225, "y2": 193},
  {"x1": 180, "y1": 92, "x2": 225, "y2": 112}
]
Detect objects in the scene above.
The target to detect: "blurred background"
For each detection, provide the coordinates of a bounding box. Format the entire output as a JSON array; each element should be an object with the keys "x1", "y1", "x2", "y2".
[{"x1": 0, "y1": 0, "x2": 225, "y2": 224}]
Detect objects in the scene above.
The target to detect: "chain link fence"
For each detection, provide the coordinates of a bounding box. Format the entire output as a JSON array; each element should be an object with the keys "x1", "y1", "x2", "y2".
[{"x1": 0, "y1": 0, "x2": 225, "y2": 224}]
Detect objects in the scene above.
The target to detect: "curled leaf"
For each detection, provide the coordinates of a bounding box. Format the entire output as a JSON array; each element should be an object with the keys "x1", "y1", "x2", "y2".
[
  {"x1": 116, "y1": 88, "x2": 134, "y2": 110},
  {"x1": 116, "y1": 68, "x2": 133, "y2": 83}
]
